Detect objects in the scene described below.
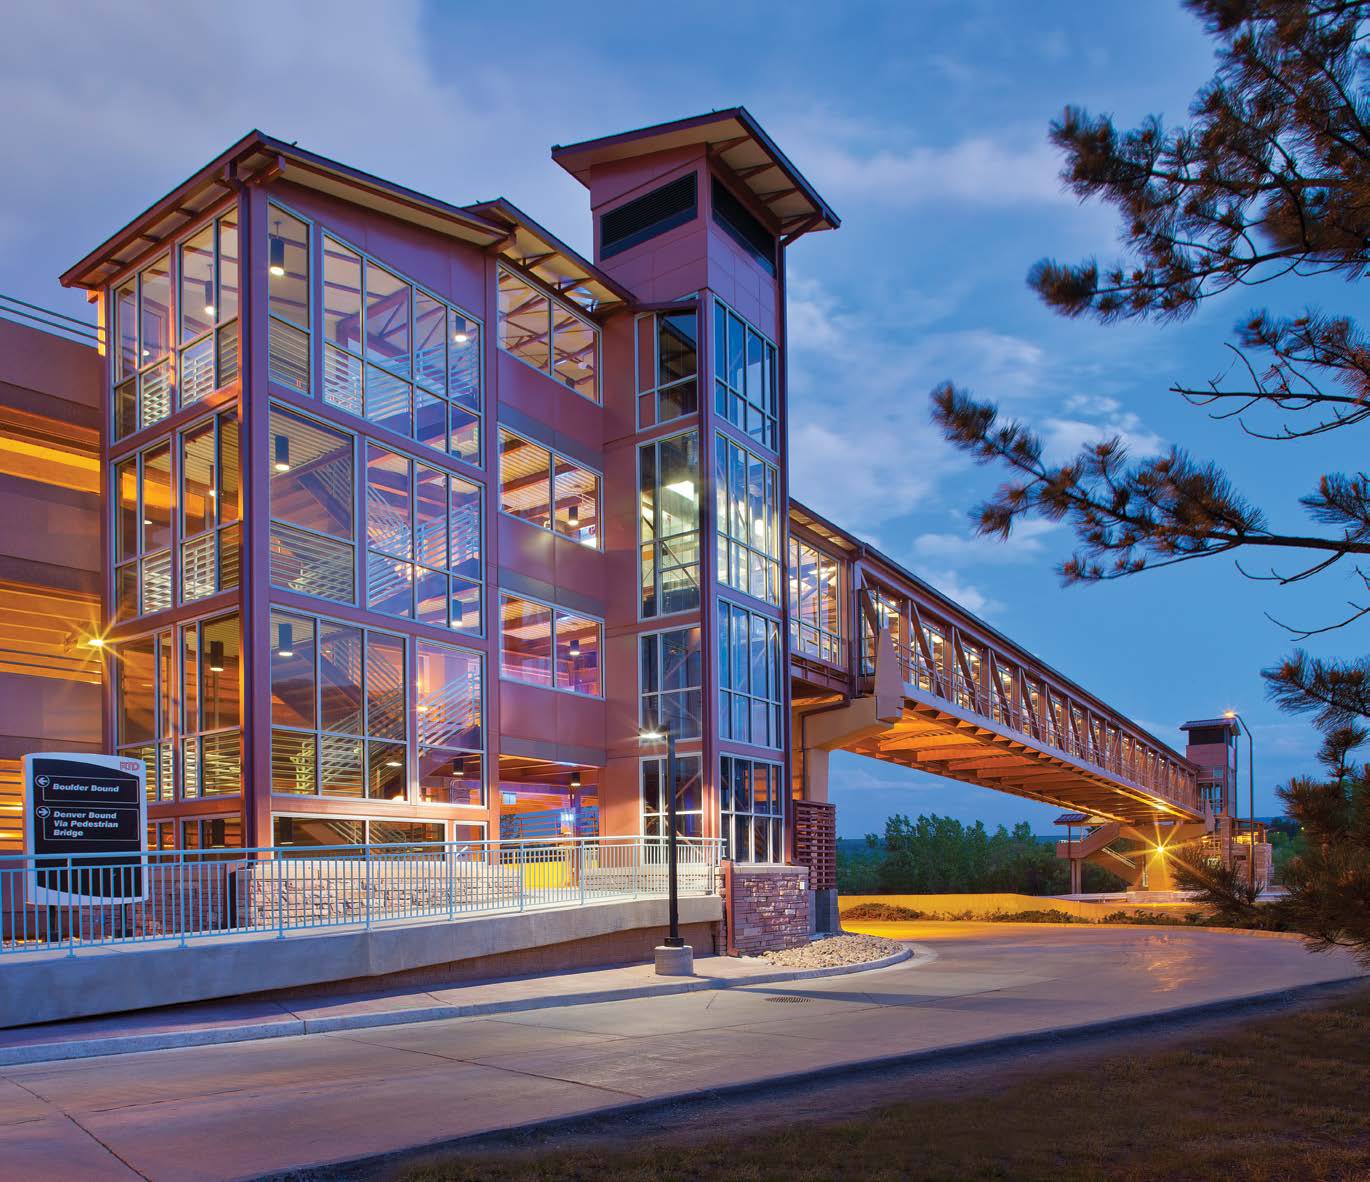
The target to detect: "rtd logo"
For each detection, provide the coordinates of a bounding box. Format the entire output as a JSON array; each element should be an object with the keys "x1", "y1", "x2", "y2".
[{"x1": 120, "y1": 760, "x2": 143, "y2": 773}]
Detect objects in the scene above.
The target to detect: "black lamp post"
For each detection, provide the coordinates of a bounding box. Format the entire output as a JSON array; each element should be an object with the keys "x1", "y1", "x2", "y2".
[
  {"x1": 1225, "y1": 710, "x2": 1257, "y2": 891},
  {"x1": 641, "y1": 722, "x2": 683, "y2": 948}
]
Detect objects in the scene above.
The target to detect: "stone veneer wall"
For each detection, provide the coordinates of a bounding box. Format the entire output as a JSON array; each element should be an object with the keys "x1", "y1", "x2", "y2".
[{"x1": 728, "y1": 863, "x2": 810, "y2": 955}]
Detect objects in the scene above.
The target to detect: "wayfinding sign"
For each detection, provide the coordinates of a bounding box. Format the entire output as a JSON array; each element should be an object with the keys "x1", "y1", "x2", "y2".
[{"x1": 23, "y1": 753, "x2": 147, "y2": 904}]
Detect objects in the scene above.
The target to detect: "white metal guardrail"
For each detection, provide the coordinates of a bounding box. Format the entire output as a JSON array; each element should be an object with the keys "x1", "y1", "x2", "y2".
[{"x1": 0, "y1": 836, "x2": 723, "y2": 957}]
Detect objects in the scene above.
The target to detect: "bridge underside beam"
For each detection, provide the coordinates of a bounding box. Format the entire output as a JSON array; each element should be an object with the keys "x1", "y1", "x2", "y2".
[{"x1": 842, "y1": 698, "x2": 1202, "y2": 826}]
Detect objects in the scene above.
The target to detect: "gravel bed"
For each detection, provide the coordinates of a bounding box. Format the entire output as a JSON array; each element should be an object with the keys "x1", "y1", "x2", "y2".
[{"x1": 753, "y1": 933, "x2": 907, "y2": 969}]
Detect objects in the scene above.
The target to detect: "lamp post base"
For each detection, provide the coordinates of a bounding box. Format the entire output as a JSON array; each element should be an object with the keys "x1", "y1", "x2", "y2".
[{"x1": 654, "y1": 944, "x2": 694, "y2": 976}]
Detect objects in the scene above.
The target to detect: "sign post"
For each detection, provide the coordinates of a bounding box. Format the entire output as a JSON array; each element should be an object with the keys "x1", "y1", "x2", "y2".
[{"x1": 23, "y1": 753, "x2": 147, "y2": 910}]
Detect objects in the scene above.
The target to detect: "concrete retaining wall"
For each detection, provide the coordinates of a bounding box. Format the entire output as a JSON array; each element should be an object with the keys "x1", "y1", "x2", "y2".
[{"x1": 0, "y1": 894, "x2": 724, "y2": 1027}]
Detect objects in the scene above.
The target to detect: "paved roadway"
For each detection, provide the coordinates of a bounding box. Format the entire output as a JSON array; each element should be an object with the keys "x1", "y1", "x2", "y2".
[{"x1": 1, "y1": 924, "x2": 1362, "y2": 1181}]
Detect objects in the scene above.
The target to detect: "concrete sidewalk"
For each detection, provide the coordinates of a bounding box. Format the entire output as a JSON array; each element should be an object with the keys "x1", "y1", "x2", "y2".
[
  {"x1": 0, "y1": 945, "x2": 911, "y2": 1066},
  {"x1": 1, "y1": 924, "x2": 1363, "y2": 1181}
]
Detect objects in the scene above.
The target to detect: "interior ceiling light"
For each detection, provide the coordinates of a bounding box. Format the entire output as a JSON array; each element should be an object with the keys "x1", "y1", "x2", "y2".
[{"x1": 269, "y1": 221, "x2": 286, "y2": 277}]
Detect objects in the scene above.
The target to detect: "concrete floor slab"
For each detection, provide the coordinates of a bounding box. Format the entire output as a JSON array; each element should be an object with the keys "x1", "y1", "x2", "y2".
[
  {"x1": 328, "y1": 1015, "x2": 624, "y2": 1060},
  {"x1": 0, "y1": 925, "x2": 1362, "y2": 1180},
  {"x1": 7, "y1": 1032, "x2": 434, "y2": 1113},
  {"x1": 0, "y1": 1115, "x2": 144, "y2": 1179},
  {"x1": 75, "y1": 1061, "x2": 624, "y2": 1182}
]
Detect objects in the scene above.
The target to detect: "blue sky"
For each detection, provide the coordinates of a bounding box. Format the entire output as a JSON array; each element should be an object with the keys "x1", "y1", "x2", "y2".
[{"x1": 2, "y1": 1, "x2": 1359, "y2": 835}]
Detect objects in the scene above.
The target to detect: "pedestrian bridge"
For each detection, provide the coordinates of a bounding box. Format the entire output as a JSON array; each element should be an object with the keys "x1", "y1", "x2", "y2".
[{"x1": 788, "y1": 502, "x2": 1206, "y2": 831}]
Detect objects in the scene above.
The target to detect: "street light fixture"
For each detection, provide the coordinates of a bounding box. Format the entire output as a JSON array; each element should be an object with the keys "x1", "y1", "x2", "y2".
[
  {"x1": 639, "y1": 722, "x2": 687, "y2": 964},
  {"x1": 1224, "y1": 710, "x2": 1257, "y2": 892}
]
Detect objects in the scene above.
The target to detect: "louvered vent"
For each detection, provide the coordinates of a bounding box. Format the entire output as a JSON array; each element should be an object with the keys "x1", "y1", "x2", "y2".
[
  {"x1": 600, "y1": 174, "x2": 698, "y2": 258},
  {"x1": 711, "y1": 178, "x2": 776, "y2": 276}
]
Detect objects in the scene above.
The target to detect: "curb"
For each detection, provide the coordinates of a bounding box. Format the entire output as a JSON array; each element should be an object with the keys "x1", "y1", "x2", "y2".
[
  {"x1": 0, "y1": 946, "x2": 914, "y2": 1066},
  {"x1": 271, "y1": 971, "x2": 1370, "y2": 1182}
]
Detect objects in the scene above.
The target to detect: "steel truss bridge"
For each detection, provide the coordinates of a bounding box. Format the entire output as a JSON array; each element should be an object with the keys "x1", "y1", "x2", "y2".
[{"x1": 788, "y1": 503, "x2": 1207, "y2": 868}]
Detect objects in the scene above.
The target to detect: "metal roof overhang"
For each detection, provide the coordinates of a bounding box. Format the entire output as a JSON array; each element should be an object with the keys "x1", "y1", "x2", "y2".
[
  {"x1": 552, "y1": 107, "x2": 840, "y2": 240},
  {"x1": 62, "y1": 132, "x2": 509, "y2": 291},
  {"x1": 463, "y1": 198, "x2": 634, "y2": 315}
]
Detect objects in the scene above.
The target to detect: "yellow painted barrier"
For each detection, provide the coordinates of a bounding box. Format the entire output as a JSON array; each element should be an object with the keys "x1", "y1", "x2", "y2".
[{"x1": 839, "y1": 893, "x2": 1200, "y2": 921}]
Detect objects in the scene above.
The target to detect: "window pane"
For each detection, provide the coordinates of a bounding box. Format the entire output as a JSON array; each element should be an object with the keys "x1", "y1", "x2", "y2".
[
  {"x1": 270, "y1": 410, "x2": 354, "y2": 539},
  {"x1": 366, "y1": 445, "x2": 411, "y2": 558},
  {"x1": 219, "y1": 211, "x2": 239, "y2": 325},
  {"x1": 498, "y1": 270, "x2": 549, "y2": 371},
  {"x1": 414, "y1": 290, "x2": 445, "y2": 392},
  {"x1": 268, "y1": 208, "x2": 309, "y2": 328},
  {"x1": 415, "y1": 565, "x2": 446, "y2": 626},
  {"x1": 500, "y1": 596, "x2": 552, "y2": 687},
  {"x1": 367, "y1": 550, "x2": 413, "y2": 618},
  {"x1": 449, "y1": 405, "x2": 480, "y2": 463},
  {"x1": 116, "y1": 281, "x2": 137, "y2": 381},
  {"x1": 275, "y1": 816, "x2": 363, "y2": 850},
  {"x1": 418, "y1": 748, "x2": 482, "y2": 805},
  {"x1": 450, "y1": 479, "x2": 480, "y2": 580},
  {"x1": 365, "y1": 366, "x2": 411, "y2": 436},
  {"x1": 271, "y1": 524, "x2": 354, "y2": 603},
  {"x1": 499, "y1": 430, "x2": 551, "y2": 528},
  {"x1": 140, "y1": 257, "x2": 171, "y2": 364},
  {"x1": 322, "y1": 236, "x2": 362, "y2": 354},
  {"x1": 553, "y1": 459, "x2": 598, "y2": 547},
  {"x1": 449, "y1": 312, "x2": 480, "y2": 409},
  {"x1": 662, "y1": 626, "x2": 701, "y2": 691},
  {"x1": 552, "y1": 310, "x2": 596, "y2": 399},
  {"x1": 272, "y1": 730, "x2": 316, "y2": 794},
  {"x1": 181, "y1": 627, "x2": 198, "y2": 737},
  {"x1": 181, "y1": 421, "x2": 215, "y2": 538},
  {"x1": 270, "y1": 611, "x2": 315, "y2": 729},
  {"x1": 658, "y1": 434, "x2": 699, "y2": 539},
  {"x1": 415, "y1": 388, "x2": 446, "y2": 452},
  {"x1": 200, "y1": 731, "x2": 241, "y2": 796},
  {"x1": 199, "y1": 615, "x2": 239, "y2": 731},
  {"x1": 367, "y1": 744, "x2": 407, "y2": 801},
  {"x1": 417, "y1": 641, "x2": 482, "y2": 751},
  {"x1": 366, "y1": 264, "x2": 410, "y2": 376},
  {"x1": 142, "y1": 444, "x2": 172, "y2": 554},
  {"x1": 366, "y1": 631, "x2": 405, "y2": 740},
  {"x1": 320, "y1": 733, "x2": 364, "y2": 797},
  {"x1": 117, "y1": 637, "x2": 156, "y2": 745},
  {"x1": 415, "y1": 464, "x2": 447, "y2": 568},
  {"x1": 180, "y1": 227, "x2": 215, "y2": 343},
  {"x1": 319, "y1": 620, "x2": 363, "y2": 734},
  {"x1": 218, "y1": 416, "x2": 240, "y2": 522},
  {"x1": 556, "y1": 612, "x2": 600, "y2": 695},
  {"x1": 115, "y1": 458, "x2": 138, "y2": 561}
]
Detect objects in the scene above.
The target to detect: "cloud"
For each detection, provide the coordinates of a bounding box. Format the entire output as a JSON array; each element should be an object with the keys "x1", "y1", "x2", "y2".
[
  {"x1": 917, "y1": 568, "x2": 1002, "y2": 618},
  {"x1": 912, "y1": 519, "x2": 1060, "y2": 567},
  {"x1": 799, "y1": 135, "x2": 1067, "y2": 208},
  {"x1": 0, "y1": 0, "x2": 603, "y2": 310},
  {"x1": 785, "y1": 273, "x2": 1056, "y2": 535},
  {"x1": 1041, "y1": 410, "x2": 1166, "y2": 463}
]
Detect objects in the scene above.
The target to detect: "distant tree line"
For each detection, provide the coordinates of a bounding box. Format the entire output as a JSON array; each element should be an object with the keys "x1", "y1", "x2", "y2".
[{"x1": 838, "y1": 813, "x2": 1125, "y2": 895}]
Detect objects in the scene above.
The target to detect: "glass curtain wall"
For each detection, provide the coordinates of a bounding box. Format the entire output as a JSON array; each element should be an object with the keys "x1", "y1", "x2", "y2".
[{"x1": 639, "y1": 432, "x2": 700, "y2": 618}]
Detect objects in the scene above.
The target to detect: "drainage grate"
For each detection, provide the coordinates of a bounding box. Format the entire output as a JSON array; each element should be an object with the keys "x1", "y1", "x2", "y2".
[{"x1": 763, "y1": 994, "x2": 813, "y2": 1004}]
